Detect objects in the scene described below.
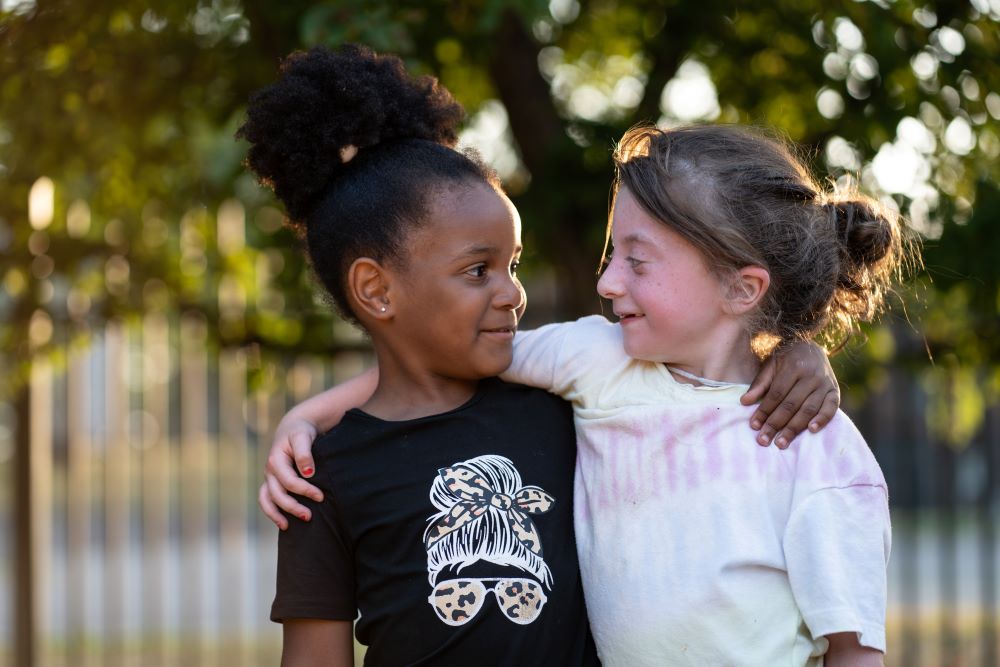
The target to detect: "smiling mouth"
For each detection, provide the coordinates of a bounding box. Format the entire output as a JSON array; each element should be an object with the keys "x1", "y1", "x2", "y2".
[
  {"x1": 616, "y1": 312, "x2": 643, "y2": 321},
  {"x1": 481, "y1": 326, "x2": 516, "y2": 336}
]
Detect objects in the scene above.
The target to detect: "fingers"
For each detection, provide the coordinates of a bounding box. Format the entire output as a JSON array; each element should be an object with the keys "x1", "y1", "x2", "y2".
[
  {"x1": 750, "y1": 372, "x2": 798, "y2": 441},
  {"x1": 259, "y1": 482, "x2": 289, "y2": 530},
  {"x1": 753, "y1": 375, "x2": 814, "y2": 446},
  {"x1": 290, "y1": 431, "x2": 317, "y2": 478},
  {"x1": 759, "y1": 383, "x2": 841, "y2": 448},
  {"x1": 267, "y1": 448, "x2": 324, "y2": 502},
  {"x1": 740, "y1": 356, "x2": 775, "y2": 407},
  {"x1": 266, "y1": 473, "x2": 313, "y2": 522},
  {"x1": 808, "y1": 390, "x2": 840, "y2": 433},
  {"x1": 769, "y1": 390, "x2": 824, "y2": 449},
  {"x1": 748, "y1": 339, "x2": 841, "y2": 447}
]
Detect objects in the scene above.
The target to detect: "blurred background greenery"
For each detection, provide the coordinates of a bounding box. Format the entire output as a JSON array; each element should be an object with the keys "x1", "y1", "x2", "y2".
[{"x1": 2, "y1": 1, "x2": 999, "y2": 665}]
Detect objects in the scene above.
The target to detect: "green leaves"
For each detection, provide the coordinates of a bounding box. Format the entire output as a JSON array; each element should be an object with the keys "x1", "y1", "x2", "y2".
[{"x1": 1, "y1": 0, "x2": 998, "y2": 442}]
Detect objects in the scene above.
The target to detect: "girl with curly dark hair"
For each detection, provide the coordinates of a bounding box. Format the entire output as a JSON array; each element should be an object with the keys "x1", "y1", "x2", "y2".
[{"x1": 239, "y1": 44, "x2": 599, "y2": 666}]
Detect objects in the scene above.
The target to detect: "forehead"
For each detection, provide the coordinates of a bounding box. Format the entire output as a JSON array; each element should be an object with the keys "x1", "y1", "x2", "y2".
[
  {"x1": 610, "y1": 187, "x2": 710, "y2": 267},
  {"x1": 415, "y1": 183, "x2": 522, "y2": 254},
  {"x1": 610, "y1": 187, "x2": 664, "y2": 243}
]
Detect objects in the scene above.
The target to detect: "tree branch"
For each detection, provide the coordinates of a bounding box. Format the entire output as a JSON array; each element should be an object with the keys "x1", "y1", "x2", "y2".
[{"x1": 486, "y1": 8, "x2": 565, "y2": 175}]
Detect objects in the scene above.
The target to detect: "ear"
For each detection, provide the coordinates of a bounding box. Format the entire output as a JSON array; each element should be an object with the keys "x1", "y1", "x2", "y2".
[
  {"x1": 723, "y1": 266, "x2": 770, "y2": 315},
  {"x1": 347, "y1": 257, "x2": 393, "y2": 321}
]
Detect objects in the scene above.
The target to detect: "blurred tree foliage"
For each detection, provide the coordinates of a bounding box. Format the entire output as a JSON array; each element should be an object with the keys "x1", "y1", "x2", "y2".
[{"x1": 1, "y1": 0, "x2": 999, "y2": 442}]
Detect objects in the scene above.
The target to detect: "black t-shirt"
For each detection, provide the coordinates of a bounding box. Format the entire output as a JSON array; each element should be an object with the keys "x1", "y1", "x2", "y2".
[{"x1": 272, "y1": 378, "x2": 599, "y2": 666}]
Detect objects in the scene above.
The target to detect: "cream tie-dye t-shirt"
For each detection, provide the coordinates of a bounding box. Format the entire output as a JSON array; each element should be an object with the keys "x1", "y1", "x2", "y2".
[{"x1": 503, "y1": 315, "x2": 890, "y2": 666}]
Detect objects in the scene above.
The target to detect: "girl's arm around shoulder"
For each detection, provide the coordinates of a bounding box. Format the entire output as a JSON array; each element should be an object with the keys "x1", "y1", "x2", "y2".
[
  {"x1": 504, "y1": 315, "x2": 625, "y2": 399},
  {"x1": 824, "y1": 632, "x2": 883, "y2": 667},
  {"x1": 741, "y1": 340, "x2": 840, "y2": 448},
  {"x1": 260, "y1": 368, "x2": 379, "y2": 529},
  {"x1": 281, "y1": 619, "x2": 354, "y2": 667}
]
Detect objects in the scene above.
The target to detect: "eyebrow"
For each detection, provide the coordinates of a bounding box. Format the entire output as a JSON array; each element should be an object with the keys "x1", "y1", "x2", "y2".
[
  {"x1": 454, "y1": 243, "x2": 523, "y2": 259},
  {"x1": 617, "y1": 233, "x2": 653, "y2": 247}
]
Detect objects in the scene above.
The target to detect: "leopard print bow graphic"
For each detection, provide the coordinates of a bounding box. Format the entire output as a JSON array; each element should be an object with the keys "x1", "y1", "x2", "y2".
[{"x1": 424, "y1": 464, "x2": 555, "y2": 555}]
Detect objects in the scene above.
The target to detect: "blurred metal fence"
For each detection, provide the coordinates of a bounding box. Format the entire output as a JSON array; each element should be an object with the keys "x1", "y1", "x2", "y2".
[
  {"x1": 2, "y1": 315, "x2": 370, "y2": 667},
  {"x1": 2, "y1": 320, "x2": 998, "y2": 666},
  {"x1": 849, "y1": 367, "x2": 1000, "y2": 667}
]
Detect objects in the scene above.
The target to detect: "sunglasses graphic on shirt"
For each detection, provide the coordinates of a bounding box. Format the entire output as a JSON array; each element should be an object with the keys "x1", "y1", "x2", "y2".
[{"x1": 428, "y1": 578, "x2": 548, "y2": 626}]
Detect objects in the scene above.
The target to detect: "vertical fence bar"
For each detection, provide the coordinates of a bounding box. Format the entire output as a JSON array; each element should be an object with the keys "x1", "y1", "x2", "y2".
[
  {"x1": 0, "y1": 386, "x2": 13, "y2": 667},
  {"x1": 246, "y1": 351, "x2": 262, "y2": 667},
  {"x1": 982, "y1": 404, "x2": 999, "y2": 667},
  {"x1": 48, "y1": 344, "x2": 66, "y2": 667},
  {"x1": 31, "y1": 358, "x2": 54, "y2": 665},
  {"x1": 105, "y1": 320, "x2": 132, "y2": 666},
  {"x1": 125, "y1": 317, "x2": 144, "y2": 667},
  {"x1": 142, "y1": 313, "x2": 172, "y2": 666},
  {"x1": 935, "y1": 403, "x2": 959, "y2": 663},
  {"x1": 66, "y1": 330, "x2": 94, "y2": 667},
  {"x1": 206, "y1": 341, "x2": 222, "y2": 667},
  {"x1": 219, "y1": 347, "x2": 251, "y2": 663},
  {"x1": 253, "y1": 353, "x2": 285, "y2": 665},
  {"x1": 13, "y1": 377, "x2": 34, "y2": 667},
  {"x1": 898, "y1": 371, "x2": 924, "y2": 667},
  {"x1": 180, "y1": 314, "x2": 212, "y2": 666}
]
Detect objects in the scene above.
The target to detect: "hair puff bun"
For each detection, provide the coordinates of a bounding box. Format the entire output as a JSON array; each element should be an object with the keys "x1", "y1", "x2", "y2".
[{"x1": 237, "y1": 44, "x2": 465, "y2": 222}]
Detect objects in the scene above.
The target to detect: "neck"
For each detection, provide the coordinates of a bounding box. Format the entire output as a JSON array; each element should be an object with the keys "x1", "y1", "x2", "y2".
[
  {"x1": 361, "y1": 341, "x2": 480, "y2": 421},
  {"x1": 667, "y1": 329, "x2": 761, "y2": 386}
]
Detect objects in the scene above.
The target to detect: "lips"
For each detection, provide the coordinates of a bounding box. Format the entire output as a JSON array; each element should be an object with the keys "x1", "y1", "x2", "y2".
[
  {"x1": 480, "y1": 322, "x2": 517, "y2": 341},
  {"x1": 615, "y1": 312, "x2": 643, "y2": 322},
  {"x1": 481, "y1": 325, "x2": 517, "y2": 335}
]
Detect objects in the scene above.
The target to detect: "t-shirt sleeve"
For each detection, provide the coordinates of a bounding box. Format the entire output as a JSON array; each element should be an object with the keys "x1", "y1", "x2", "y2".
[
  {"x1": 783, "y1": 483, "x2": 891, "y2": 652},
  {"x1": 271, "y1": 474, "x2": 357, "y2": 623},
  {"x1": 503, "y1": 315, "x2": 620, "y2": 400}
]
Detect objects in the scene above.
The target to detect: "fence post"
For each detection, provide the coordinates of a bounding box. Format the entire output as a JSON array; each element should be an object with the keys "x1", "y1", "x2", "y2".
[{"x1": 13, "y1": 383, "x2": 34, "y2": 667}]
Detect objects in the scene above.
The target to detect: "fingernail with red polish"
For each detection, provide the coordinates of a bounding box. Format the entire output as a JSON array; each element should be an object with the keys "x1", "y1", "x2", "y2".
[
  {"x1": 302, "y1": 467, "x2": 313, "y2": 476},
  {"x1": 299, "y1": 513, "x2": 309, "y2": 521}
]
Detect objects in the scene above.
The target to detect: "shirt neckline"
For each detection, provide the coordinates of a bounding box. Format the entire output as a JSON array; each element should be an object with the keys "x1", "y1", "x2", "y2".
[
  {"x1": 345, "y1": 377, "x2": 492, "y2": 425},
  {"x1": 665, "y1": 365, "x2": 747, "y2": 389}
]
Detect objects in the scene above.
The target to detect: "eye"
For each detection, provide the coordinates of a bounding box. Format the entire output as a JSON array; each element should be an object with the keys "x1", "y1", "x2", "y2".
[
  {"x1": 626, "y1": 256, "x2": 644, "y2": 269},
  {"x1": 510, "y1": 260, "x2": 520, "y2": 274},
  {"x1": 465, "y1": 264, "x2": 488, "y2": 278}
]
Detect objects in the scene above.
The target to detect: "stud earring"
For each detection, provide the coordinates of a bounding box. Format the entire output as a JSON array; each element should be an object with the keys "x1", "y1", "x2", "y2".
[{"x1": 380, "y1": 306, "x2": 387, "y2": 313}]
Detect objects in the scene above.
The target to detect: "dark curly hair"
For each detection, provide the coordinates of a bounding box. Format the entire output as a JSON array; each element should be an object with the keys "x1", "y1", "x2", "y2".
[
  {"x1": 612, "y1": 124, "x2": 920, "y2": 354},
  {"x1": 237, "y1": 44, "x2": 498, "y2": 322}
]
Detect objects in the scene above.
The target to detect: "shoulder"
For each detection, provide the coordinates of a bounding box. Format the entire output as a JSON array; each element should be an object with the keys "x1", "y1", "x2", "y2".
[
  {"x1": 563, "y1": 314, "x2": 625, "y2": 349},
  {"x1": 531, "y1": 315, "x2": 630, "y2": 370},
  {"x1": 481, "y1": 377, "x2": 574, "y2": 418},
  {"x1": 794, "y1": 410, "x2": 886, "y2": 490},
  {"x1": 517, "y1": 315, "x2": 623, "y2": 353},
  {"x1": 311, "y1": 411, "x2": 387, "y2": 468}
]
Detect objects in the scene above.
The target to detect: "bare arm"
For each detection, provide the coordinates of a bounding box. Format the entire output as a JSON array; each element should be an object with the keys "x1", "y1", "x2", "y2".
[
  {"x1": 281, "y1": 619, "x2": 354, "y2": 667},
  {"x1": 740, "y1": 340, "x2": 839, "y2": 448},
  {"x1": 260, "y1": 367, "x2": 379, "y2": 529},
  {"x1": 823, "y1": 632, "x2": 883, "y2": 667}
]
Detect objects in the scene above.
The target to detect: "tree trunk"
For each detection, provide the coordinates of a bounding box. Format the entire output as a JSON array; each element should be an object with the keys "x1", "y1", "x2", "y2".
[{"x1": 487, "y1": 9, "x2": 607, "y2": 318}]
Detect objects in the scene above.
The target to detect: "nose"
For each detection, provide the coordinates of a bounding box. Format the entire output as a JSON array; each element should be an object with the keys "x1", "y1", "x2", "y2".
[
  {"x1": 597, "y1": 259, "x2": 624, "y2": 299},
  {"x1": 495, "y1": 272, "x2": 526, "y2": 315}
]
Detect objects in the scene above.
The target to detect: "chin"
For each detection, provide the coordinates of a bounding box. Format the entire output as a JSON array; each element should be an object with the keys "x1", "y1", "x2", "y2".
[
  {"x1": 621, "y1": 338, "x2": 645, "y2": 360},
  {"x1": 622, "y1": 340, "x2": 662, "y2": 363},
  {"x1": 480, "y1": 353, "x2": 513, "y2": 378}
]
